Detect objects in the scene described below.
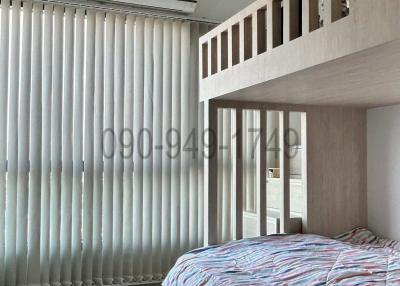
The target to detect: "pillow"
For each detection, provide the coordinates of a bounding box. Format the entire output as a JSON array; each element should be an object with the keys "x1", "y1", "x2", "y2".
[
  {"x1": 334, "y1": 227, "x2": 400, "y2": 252},
  {"x1": 334, "y1": 227, "x2": 377, "y2": 244}
]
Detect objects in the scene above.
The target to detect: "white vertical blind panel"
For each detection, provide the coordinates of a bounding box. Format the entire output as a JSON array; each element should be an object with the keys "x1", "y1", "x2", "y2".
[
  {"x1": 132, "y1": 16, "x2": 144, "y2": 281},
  {"x1": 142, "y1": 17, "x2": 154, "y2": 281},
  {"x1": 188, "y1": 23, "x2": 199, "y2": 251},
  {"x1": 16, "y1": 2, "x2": 32, "y2": 284},
  {"x1": 0, "y1": 6, "x2": 205, "y2": 284},
  {"x1": 222, "y1": 109, "x2": 232, "y2": 242},
  {"x1": 112, "y1": 13, "x2": 125, "y2": 284},
  {"x1": 50, "y1": 5, "x2": 64, "y2": 284},
  {"x1": 71, "y1": 8, "x2": 85, "y2": 285},
  {"x1": 0, "y1": 0, "x2": 10, "y2": 283},
  {"x1": 92, "y1": 11, "x2": 105, "y2": 285},
  {"x1": 60, "y1": 7, "x2": 75, "y2": 284},
  {"x1": 82, "y1": 10, "x2": 96, "y2": 284},
  {"x1": 180, "y1": 22, "x2": 191, "y2": 254},
  {"x1": 161, "y1": 20, "x2": 172, "y2": 275},
  {"x1": 27, "y1": 3, "x2": 42, "y2": 285},
  {"x1": 122, "y1": 15, "x2": 135, "y2": 283},
  {"x1": 152, "y1": 19, "x2": 163, "y2": 280},
  {"x1": 102, "y1": 12, "x2": 115, "y2": 284},
  {"x1": 170, "y1": 21, "x2": 181, "y2": 263},
  {"x1": 40, "y1": 5, "x2": 53, "y2": 285},
  {"x1": 4, "y1": 2, "x2": 20, "y2": 284}
]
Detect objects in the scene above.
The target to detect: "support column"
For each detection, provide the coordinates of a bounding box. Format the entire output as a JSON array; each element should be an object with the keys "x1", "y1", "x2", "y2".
[{"x1": 204, "y1": 101, "x2": 219, "y2": 246}]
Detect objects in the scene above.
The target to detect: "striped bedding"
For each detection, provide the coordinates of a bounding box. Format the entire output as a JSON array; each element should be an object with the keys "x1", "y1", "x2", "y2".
[
  {"x1": 334, "y1": 227, "x2": 400, "y2": 251},
  {"x1": 163, "y1": 233, "x2": 400, "y2": 285}
]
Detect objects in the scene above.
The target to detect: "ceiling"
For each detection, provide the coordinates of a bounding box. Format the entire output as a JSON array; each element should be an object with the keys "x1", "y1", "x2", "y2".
[{"x1": 193, "y1": 0, "x2": 254, "y2": 21}]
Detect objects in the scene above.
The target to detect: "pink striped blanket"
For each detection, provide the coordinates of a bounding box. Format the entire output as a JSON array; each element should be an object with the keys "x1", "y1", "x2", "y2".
[{"x1": 163, "y1": 233, "x2": 400, "y2": 285}]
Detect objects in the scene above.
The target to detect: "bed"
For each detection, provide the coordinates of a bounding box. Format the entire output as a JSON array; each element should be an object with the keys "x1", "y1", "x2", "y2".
[
  {"x1": 163, "y1": 229, "x2": 400, "y2": 285},
  {"x1": 188, "y1": 0, "x2": 400, "y2": 284}
]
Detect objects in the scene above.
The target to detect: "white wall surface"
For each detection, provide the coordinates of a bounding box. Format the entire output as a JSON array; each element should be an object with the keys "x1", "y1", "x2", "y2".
[{"x1": 368, "y1": 104, "x2": 400, "y2": 240}]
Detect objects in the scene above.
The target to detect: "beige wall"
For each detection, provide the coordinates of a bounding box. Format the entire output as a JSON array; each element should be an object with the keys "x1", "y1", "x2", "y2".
[
  {"x1": 306, "y1": 106, "x2": 367, "y2": 236},
  {"x1": 367, "y1": 105, "x2": 400, "y2": 240}
]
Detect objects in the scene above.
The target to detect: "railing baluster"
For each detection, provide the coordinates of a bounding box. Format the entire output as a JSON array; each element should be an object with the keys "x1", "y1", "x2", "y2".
[
  {"x1": 252, "y1": 11, "x2": 258, "y2": 57},
  {"x1": 228, "y1": 26, "x2": 233, "y2": 68},
  {"x1": 204, "y1": 101, "x2": 219, "y2": 246},
  {"x1": 239, "y1": 18, "x2": 245, "y2": 63},
  {"x1": 283, "y1": 0, "x2": 290, "y2": 44},
  {"x1": 301, "y1": 113, "x2": 308, "y2": 233},
  {"x1": 279, "y1": 111, "x2": 290, "y2": 234},
  {"x1": 217, "y1": 33, "x2": 222, "y2": 72},
  {"x1": 211, "y1": 37, "x2": 218, "y2": 75},
  {"x1": 207, "y1": 39, "x2": 212, "y2": 76},
  {"x1": 232, "y1": 109, "x2": 243, "y2": 240},
  {"x1": 267, "y1": 0, "x2": 274, "y2": 51},
  {"x1": 256, "y1": 110, "x2": 267, "y2": 236}
]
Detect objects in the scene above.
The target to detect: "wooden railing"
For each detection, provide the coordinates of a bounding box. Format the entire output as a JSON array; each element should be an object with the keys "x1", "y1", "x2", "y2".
[
  {"x1": 204, "y1": 100, "x2": 308, "y2": 246},
  {"x1": 199, "y1": 0, "x2": 349, "y2": 80}
]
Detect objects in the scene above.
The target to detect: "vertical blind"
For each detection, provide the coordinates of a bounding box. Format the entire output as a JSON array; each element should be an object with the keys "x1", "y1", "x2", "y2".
[{"x1": 0, "y1": 1, "x2": 208, "y2": 285}]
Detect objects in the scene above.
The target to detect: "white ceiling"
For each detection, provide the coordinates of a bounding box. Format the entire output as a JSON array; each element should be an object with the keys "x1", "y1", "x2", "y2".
[{"x1": 193, "y1": 0, "x2": 254, "y2": 21}]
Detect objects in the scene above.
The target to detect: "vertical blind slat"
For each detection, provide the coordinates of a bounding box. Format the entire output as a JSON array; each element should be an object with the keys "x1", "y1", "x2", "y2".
[
  {"x1": 142, "y1": 17, "x2": 154, "y2": 281},
  {"x1": 40, "y1": 5, "x2": 53, "y2": 285},
  {"x1": 112, "y1": 13, "x2": 125, "y2": 284},
  {"x1": 152, "y1": 19, "x2": 163, "y2": 280},
  {"x1": 189, "y1": 23, "x2": 199, "y2": 251},
  {"x1": 180, "y1": 22, "x2": 191, "y2": 254},
  {"x1": 82, "y1": 9, "x2": 96, "y2": 284},
  {"x1": 0, "y1": 0, "x2": 10, "y2": 283},
  {"x1": 102, "y1": 12, "x2": 115, "y2": 284},
  {"x1": 60, "y1": 7, "x2": 75, "y2": 284},
  {"x1": 16, "y1": 2, "x2": 32, "y2": 284},
  {"x1": 161, "y1": 20, "x2": 172, "y2": 275},
  {"x1": 71, "y1": 8, "x2": 85, "y2": 284},
  {"x1": 132, "y1": 16, "x2": 144, "y2": 282},
  {"x1": 4, "y1": 2, "x2": 20, "y2": 283},
  {"x1": 27, "y1": 3, "x2": 43, "y2": 284},
  {"x1": 50, "y1": 5, "x2": 64, "y2": 284},
  {"x1": 92, "y1": 11, "x2": 105, "y2": 285},
  {"x1": 122, "y1": 14, "x2": 135, "y2": 283},
  {"x1": 170, "y1": 21, "x2": 181, "y2": 263}
]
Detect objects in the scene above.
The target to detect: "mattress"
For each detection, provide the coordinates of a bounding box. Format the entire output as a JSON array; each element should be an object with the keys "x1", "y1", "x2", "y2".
[{"x1": 163, "y1": 233, "x2": 400, "y2": 285}]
